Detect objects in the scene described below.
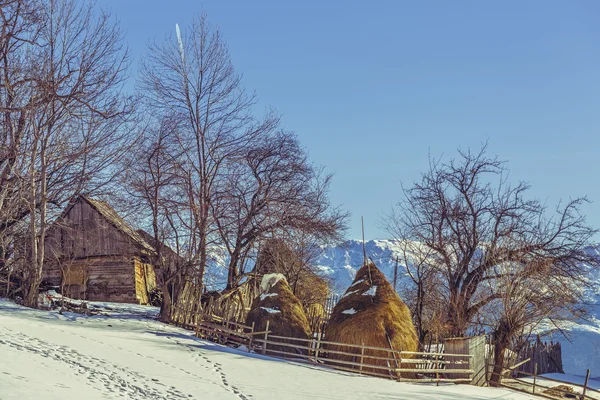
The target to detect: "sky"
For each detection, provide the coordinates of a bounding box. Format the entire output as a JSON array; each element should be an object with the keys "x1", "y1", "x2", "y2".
[{"x1": 100, "y1": 0, "x2": 600, "y2": 240}]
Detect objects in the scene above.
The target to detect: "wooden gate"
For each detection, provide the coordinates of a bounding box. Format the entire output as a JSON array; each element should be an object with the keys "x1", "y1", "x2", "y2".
[{"x1": 445, "y1": 335, "x2": 487, "y2": 386}]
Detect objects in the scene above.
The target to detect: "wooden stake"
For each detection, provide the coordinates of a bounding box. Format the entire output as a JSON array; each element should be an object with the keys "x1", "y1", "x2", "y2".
[
  {"x1": 581, "y1": 369, "x2": 590, "y2": 400},
  {"x1": 361, "y1": 216, "x2": 366, "y2": 265},
  {"x1": 360, "y1": 342, "x2": 365, "y2": 373},
  {"x1": 533, "y1": 362, "x2": 538, "y2": 394},
  {"x1": 393, "y1": 257, "x2": 399, "y2": 292},
  {"x1": 262, "y1": 320, "x2": 270, "y2": 355},
  {"x1": 248, "y1": 322, "x2": 255, "y2": 352},
  {"x1": 435, "y1": 352, "x2": 440, "y2": 386},
  {"x1": 315, "y1": 332, "x2": 322, "y2": 363}
]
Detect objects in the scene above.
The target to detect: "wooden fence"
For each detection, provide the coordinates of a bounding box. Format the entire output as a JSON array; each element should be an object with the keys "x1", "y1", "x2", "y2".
[
  {"x1": 188, "y1": 314, "x2": 474, "y2": 384},
  {"x1": 517, "y1": 338, "x2": 564, "y2": 375},
  {"x1": 489, "y1": 365, "x2": 599, "y2": 400}
]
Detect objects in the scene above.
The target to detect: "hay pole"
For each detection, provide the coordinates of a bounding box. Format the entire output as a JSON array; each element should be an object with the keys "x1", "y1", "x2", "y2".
[{"x1": 582, "y1": 369, "x2": 590, "y2": 400}]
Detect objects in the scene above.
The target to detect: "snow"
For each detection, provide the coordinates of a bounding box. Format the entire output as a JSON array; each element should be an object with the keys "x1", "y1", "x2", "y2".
[
  {"x1": 341, "y1": 308, "x2": 357, "y2": 315},
  {"x1": 259, "y1": 292, "x2": 278, "y2": 301},
  {"x1": 260, "y1": 273, "x2": 287, "y2": 293},
  {"x1": 0, "y1": 298, "x2": 543, "y2": 400},
  {"x1": 340, "y1": 289, "x2": 359, "y2": 299},
  {"x1": 260, "y1": 307, "x2": 281, "y2": 314},
  {"x1": 362, "y1": 286, "x2": 377, "y2": 296},
  {"x1": 349, "y1": 279, "x2": 365, "y2": 288},
  {"x1": 518, "y1": 373, "x2": 600, "y2": 399}
]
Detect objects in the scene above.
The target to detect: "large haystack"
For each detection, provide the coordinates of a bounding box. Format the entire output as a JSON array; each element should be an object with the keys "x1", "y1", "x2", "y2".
[
  {"x1": 245, "y1": 273, "x2": 312, "y2": 355},
  {"x1": 324, "y1": 262, "x2": 418, "y2": 377}
]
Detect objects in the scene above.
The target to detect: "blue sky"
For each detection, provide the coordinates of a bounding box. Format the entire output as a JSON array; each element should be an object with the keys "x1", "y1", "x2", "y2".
[{"x1": 101, "y1": 1, "x2": 600, "y2": 240}]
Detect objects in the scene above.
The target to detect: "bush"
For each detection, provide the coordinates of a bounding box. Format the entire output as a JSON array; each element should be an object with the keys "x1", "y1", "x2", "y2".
[{"x1": 148, "y1": 287, "x2": 163, "y2": 307}]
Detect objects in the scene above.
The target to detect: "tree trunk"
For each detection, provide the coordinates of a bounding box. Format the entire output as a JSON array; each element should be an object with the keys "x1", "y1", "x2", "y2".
[
  {"x1": 490, "y1": 318, "x2": 511, "y2": 387},
  {"x1": 160, "y1": 281, "x2": 172, "y2": 322}
]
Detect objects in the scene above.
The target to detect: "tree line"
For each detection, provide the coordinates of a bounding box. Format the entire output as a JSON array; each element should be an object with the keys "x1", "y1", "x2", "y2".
[{"x1": 0, "y1": 0, "x2": 347, "y2": 313}]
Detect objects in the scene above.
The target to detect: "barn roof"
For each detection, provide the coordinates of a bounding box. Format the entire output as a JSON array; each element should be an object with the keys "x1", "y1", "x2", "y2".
[{"x1": 79, "y1": 195, "x2": 155, "y2": 253}]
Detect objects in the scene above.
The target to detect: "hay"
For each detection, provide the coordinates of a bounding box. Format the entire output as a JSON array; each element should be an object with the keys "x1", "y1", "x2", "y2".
[
  {"x1": 256, "y1": 239, "x2": 329, "y2": 311},
  {"x1": 246, "y1": 275, "x2": 312, "y2": 355},
  {"x1": 543, "y1": 385, "x2": 577, "y2": 399},
  {"x1": 324, "y1": 261, "x2": 418, "y2": 377}
]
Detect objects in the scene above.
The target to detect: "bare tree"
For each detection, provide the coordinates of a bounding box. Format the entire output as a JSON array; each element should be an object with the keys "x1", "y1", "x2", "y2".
[
  {"x1": 138, "y1": 14, "x2": 347, "y2": 301},
  {"x1": 212, "y1": 130, "x2": 347, "y2": 289},
  {"x1": 394, "y1": 239, "x2": 446, "y2": 347},
  {"x1": 386, "y1": 145, "x2": 599, "y2": 341},
  {"x1": 0, "y1": 0, "x2": 132, "y2": 307},
  {"x1": 123, "y1": 116, "x2": 188, "y2": 321},
  {"x1": 138, "y1": 14, "x2": 271, "y2": 296}
]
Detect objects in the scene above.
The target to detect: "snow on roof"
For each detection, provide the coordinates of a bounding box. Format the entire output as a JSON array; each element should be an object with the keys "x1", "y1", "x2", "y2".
[{"x1": 260, "y1": 273, "x2": 287, "y2": 293}]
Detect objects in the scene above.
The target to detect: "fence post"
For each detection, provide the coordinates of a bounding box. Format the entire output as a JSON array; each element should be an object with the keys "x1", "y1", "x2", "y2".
[
  {"x1": 581, "y1": 369, "x2": 590, "y2": 400},
  {"x1": 262, "y1": 320, "x2": 270, "y2": 355},
  {"x1": 359, "y1": 342, "x2": 365, "y2": 374},
  {"x1": 435, "y1": 352, "x2": 439, "y2": 386},
  {"x1": 533, "y1": 363, "x2": 538, "y2": 394},
  {"x1": 248, "y1": 322, "x2": 255, "y2": 353},
  {"x1": 315, "y1": 332, "x2": 322, "y2": 363}
]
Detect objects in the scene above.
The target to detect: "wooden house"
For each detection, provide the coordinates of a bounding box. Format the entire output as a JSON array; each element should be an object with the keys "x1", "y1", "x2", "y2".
[{"x1": 43, "y1": 196, "x2": 157, "y2": 304}]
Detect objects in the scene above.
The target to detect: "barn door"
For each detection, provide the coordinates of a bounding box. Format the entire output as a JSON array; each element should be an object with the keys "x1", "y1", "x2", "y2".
[{"x1": 134, "y1": 258, "x2": 149, "y2": 304}]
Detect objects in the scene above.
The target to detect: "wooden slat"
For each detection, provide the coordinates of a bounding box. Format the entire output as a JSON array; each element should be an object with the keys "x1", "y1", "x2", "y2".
[
  {"x1": 395, "y1": 368, "x2": 474, "y2": 374},
  {"x1": 399, "y1": 378, "x2": 472, "y2": 383}
]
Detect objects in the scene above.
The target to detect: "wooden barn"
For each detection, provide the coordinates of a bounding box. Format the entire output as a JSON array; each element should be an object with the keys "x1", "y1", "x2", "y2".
[{"x1": 43, "y1": 195, "x2": 158, "y2": 304}]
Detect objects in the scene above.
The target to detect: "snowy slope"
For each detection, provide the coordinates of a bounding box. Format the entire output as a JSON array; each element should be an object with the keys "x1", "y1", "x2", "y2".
[{"x1": 0, "y1": 299, "x2": 538, "y2": 400}]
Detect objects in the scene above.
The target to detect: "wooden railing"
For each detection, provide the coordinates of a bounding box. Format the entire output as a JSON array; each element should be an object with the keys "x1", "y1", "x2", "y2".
[{"x1": 187, "y1": 315, "x2": 474, "y2": 384}]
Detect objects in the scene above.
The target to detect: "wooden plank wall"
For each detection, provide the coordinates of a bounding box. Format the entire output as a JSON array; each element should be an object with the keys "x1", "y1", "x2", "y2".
[
  {"x1": 469, "y1": 335, "x2": 487, "y2": 386},
  {"x1": 518, "y1": 339, "x2": 563, "y2": 375},
  {"x1": 45, "y1": 199, "x2": 138, "y2": 260},
  {"x1": 134, "y1": 256, "x2": 157, "y2": 304},
  {"x1": 85, "y1": 256, "x2": 137, "y2": 303}
]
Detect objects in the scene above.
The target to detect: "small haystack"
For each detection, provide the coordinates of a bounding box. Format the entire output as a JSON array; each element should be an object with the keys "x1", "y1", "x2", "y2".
[
  {"x1": 245, "y1": 273, "x2": 312, "y2": 355},
  {"x1": 324, "y1": 261, "x2": 418, "y2": 377},
  {"x1": 256, "y1": 239, "x2": 329, "y2": 310}
]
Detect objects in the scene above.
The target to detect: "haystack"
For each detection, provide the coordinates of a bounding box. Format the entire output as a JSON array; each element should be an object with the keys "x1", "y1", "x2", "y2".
[
  {"x1": 245, "y1": 273, "x2": 312, "y2": 355},
  {"x1": 256, "y1": 239, "x2": 329, "y2": 310},
  {"x1": 324, "y1": 261, "x2": 418, "y2": 377}
]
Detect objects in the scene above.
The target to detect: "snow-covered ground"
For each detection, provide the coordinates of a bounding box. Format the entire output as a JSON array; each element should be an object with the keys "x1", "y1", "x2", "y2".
[
  {"x1": 518, "y1": 373, "x2": 600, "y2": 399},
  {"x1": 1, "y1": 299, "x2": 541, "y2": 400}
]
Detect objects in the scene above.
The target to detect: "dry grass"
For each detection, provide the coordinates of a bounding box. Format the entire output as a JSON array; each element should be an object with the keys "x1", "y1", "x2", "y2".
[
  {"x1": 324, "y1": 261, "x2": 418, "y2": 377},
  {"x1": 245, "y1": 277, "x2": 312, "y2": 355}
]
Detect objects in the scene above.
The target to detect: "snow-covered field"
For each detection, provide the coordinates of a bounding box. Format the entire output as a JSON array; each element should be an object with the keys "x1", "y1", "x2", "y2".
[{"x1": 1, "y1": 299, "x2": 542, "y2": 400}]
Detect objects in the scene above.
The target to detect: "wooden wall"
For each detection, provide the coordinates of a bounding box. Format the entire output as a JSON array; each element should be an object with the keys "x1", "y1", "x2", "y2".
[
  {"x1": 45, "y1": 256, "x2": 138, "y2": 303},
  {"x1": 45, "y1": 199, "x2": 139, "y2": 260},
  {"x1": 42, "y1": 198, "x2": 156, "y2": 304},
  {"x1": 134, "y1": 256, "x2": 156, "y2": 304}
]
